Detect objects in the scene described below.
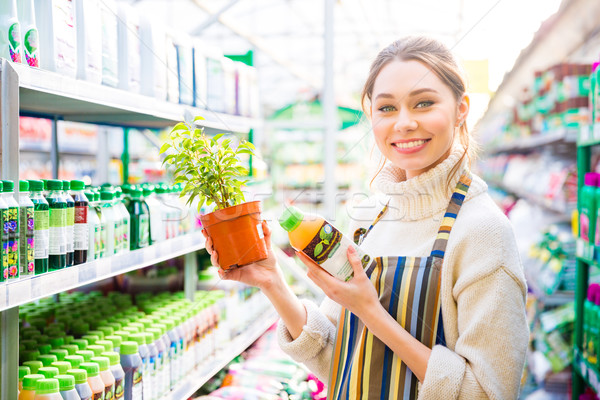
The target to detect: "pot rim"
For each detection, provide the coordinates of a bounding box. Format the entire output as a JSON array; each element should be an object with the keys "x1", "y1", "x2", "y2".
[{"x1": 200, "y1": 200, "x2": 263, "y2": 227}]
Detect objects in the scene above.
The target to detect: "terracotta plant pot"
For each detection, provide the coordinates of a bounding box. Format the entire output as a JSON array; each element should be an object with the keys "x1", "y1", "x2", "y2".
[{"x1": 200, "y1": 200, "x2": 268, "y2": 270}]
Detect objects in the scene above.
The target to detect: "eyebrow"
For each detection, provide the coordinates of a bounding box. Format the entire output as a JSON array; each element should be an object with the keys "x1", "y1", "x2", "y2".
[{"x1": 374, "y1": 88, "x2": 438, "y2": 100}]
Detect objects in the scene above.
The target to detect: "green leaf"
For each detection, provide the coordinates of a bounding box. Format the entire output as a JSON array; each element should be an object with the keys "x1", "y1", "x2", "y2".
[
  {"x1": 172, "y1": 122, "x2": 189, "y2": 132},
  {"x1": 314, "y1": 243, "x2": 323, "y2": 257},
  {"x1": 236, "y1": 148, "x2": 254, "y2": 155},
  {"x1": 162, "y1": 154, "x2": 176, "y2": 165},
  {"x1": 213, "y1": 133, "x2": 226, "y2": 142},
  {"x1": 159, "y1": 142, "x2": 171, "y2": 154},
  {"x1": 193, "y1": 116, "x2": 205, "y2": 122},
  {"x1": 323, "y1": 239, "x2": 330, "y2": 245},
  {"x1": 319, "y1": 228, "x2": 327, "y2": 240}
]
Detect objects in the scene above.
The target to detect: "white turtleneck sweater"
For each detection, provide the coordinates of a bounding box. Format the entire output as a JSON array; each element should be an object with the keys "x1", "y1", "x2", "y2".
[{"x1": 277, "y1": 146, "x2": 529, "y2": 400}]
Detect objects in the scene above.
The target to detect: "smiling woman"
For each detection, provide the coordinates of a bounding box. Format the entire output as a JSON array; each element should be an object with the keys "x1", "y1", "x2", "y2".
[{"x1": 204, "y1": 36, "x2": 529, "y2": 400}]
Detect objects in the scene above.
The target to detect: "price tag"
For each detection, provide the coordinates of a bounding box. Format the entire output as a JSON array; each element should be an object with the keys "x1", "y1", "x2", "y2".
[{"x1": 577, "y1": 239, "x2": 585, "y2": 258}]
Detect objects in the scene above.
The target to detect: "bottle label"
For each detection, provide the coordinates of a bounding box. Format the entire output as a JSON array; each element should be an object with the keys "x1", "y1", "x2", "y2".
[
  {"x1": 114, "y1": 376, "x2": 124, "y2": 399},
  {"x1": 132, "y1": 364, "x2": 143, "y2": 399},
  {"x1": 8, "y1": 22, "x2": 22, "y2": 63},
  {"x1": 301, "y1": 221, "x2": 371, "y2": 281},
  {"x1": 93, "y1": 392, "x2": 102, "y2": 400},
  {"x1": 6, "y1": 207, "x2": 19, "y2": 278},
  {"x1": 1, "y1": 208, "x2": 9, "y2": 280},
  {"x1": 139, "y1": 214, "x2": 149, "y2": 248},
  {"x1": 67, "y1": 206, "x2": 74, "y2": 253},
  {"x1": 104, "y1": 382, "x2": 115, "y2": 400},
  {"x1": 19, "y1": 206, "x2": 35, "y2": 274},
  {"x1": 74, "y1": 206, "x2": 88, "y2": 251},
  {"x1": 122, "y1": 218, "x2": 129, "y2": 250},
  {"x1": 49, "y1": 208, "x2": 66, "y2": 255},
  {"x1": 95, "y1": 223, "x2": 105, "y2": 259},
  {"x1": 23, "y1": 28, "x2": 39, "y2": 67},
  {"x1": 34, "y1": 209, "x2": 49, "y2": 259},
  {"x1": 114, "y1": 221, "x2": 120, "y2": 254}
]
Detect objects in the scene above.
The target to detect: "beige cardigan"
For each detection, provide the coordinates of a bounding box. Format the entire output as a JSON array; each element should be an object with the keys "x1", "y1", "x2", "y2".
[{"x1": 277, "y1": 146, "x2": 529, "y2": 399}]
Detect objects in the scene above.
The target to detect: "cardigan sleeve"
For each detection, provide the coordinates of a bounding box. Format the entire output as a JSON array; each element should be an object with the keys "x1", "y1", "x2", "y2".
[
  {"x1": 417, "y1": 265, "x2": 528, "y2": 400},
  {"x1": 276, "y1": 297, "x2": 341, "y2": 383}
]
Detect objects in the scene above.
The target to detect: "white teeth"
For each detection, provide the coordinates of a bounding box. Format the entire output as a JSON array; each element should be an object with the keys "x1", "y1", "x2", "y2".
[{"x1": 392, "y1": 140, "x2": 427, "y2": 149}]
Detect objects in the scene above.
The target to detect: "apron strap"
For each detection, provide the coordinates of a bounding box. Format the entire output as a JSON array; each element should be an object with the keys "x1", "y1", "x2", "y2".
[{"x1": 430, "y1": 172, "x2": 473, "y2": 259}]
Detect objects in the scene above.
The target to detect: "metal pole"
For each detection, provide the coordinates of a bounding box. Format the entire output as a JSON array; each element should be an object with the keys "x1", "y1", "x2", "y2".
[
  {"x1": 0, "y1": 59, "x2": 20, "y2": 400},
  {"x1": 323, "y1": 0, "x2": 337, "y2": 221}
]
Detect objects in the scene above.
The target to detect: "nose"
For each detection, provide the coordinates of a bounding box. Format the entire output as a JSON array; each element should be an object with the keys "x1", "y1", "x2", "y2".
[{"x1": 393, "y1": 108, "x2": 418, "y2": 133}]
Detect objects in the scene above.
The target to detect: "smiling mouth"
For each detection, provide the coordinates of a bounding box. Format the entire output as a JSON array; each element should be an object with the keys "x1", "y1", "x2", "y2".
[{"x1": 391, "y1": 139, "x2": 431, "y2": 149}]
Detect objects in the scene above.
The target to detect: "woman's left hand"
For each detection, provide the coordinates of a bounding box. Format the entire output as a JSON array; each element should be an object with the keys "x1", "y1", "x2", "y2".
[{"x1": 296, "y1": 246, "x2": 381, "y2": 319}]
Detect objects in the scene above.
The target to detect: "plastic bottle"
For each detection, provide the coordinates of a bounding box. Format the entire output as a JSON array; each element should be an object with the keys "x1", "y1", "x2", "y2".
[
  {"x1": 98, "y1": 0, "x2": 118, "y2": 87},
  {"x1": 56, "y1": 374, "x2": 79, "y2": 400},
  {"x1": 116, "y1": 3, "x2": 141, "y2": 93},
  {"x1": 38, "y1": 366, "x2": 59, "y2": 379},
  {"x1": 2, "y1": 180, "x2": 20, "y2": 280},
  {"x1": 164, "y1": 318, "x2": 181, "y2": 387},
  {"x1": 23, "y1": 360, "x2": 43, "y2": 375},
  {"x1": 101, "y1": 352, "x2": 124, "y2": 400},
  {"x1": 0, "y1": 0, "x2": 22, "y2": 63},
  {"x1": 80, "y1": 363, "x2": 104, "y2": 399},
  {"x1": 46, "y1": 180, "x2": 67, "y2": 270},
  {"x1": 63, "y1": 355, "x2": 83, "y2": 370},
  {"x1": 100, "y1": 190, "x2": 118, "y2": 257},
  {"x1": 142, "y1": 186, "x2": 164, "y2": 244},
  {"x1": 91, "y1": 357, "x2": 114, "y2": 400},
  {"x1": 93, "y1": 192, "x2": 106, "y2": 259},
  {"x1": 114, "y1": 190, "x2": 130, "y2": 253},
  {"x1": 120, "y1": 341, "x2": 142, "y2": 400},
  {"x1": 139, "y1": 15, "x2": 167, "y2": 101},
  {"x1": 70, "y1": 180, "x2": 88, "y2": 265},
  {"x1": 20, "y1": 374, "x2": 45, "y2": 400},
  {"x1": 0, "y1": 181, "x2": 8, "y2": 281},
  {"x1": 17, "y1": 0, "x2": 38, "y2": 67},
  {"x1": 33, "y1": 378, "x2": 62, "y2": 400},
  {"x1": 66, "y1": 369, "x2": 93, "y2": 400},
  {"x1": 155, "y1": 186, "x2": 175, "y2": 240},
  {"x1": 84, "y1": 190, "x2": 97, "y2": 261},
  {"x1": 29, "y1": 180, "x2": 48, "y2": 274},
  {"x1": 19, "y1": 180, "x2": 35, "y2": 276},
  {"x1": 61, "y1": 181, "x2": 74, "y2": 267},
  {"x1": 74, "y1": 0, "x2": 101, "y2": 84},
  {"x1": 153, "y1": 323, "x2": 170, "y2": 397},
  {"x1": 594, "y1": 174, "x2": 600, "y2": 263},
  {"x1": 19, "y1": 365, "x2": 31, "y2": 392},
  {"x1": 589, "y1": 285, "x2": 600, "y2": 364},
  {"x1": 145, "y1": 329, "x2": 163, "y2": 398},
  {"x1": 279, "y1": 206, "x2": 371, "y2": 281},
  {"x1": 129, "y1": 333, "x2": 151, "y2": 400},
  {"x1": 50, "y1": 361, "x2": 70, "y2": 374},
  {"x1": 127, "y1": 188, "x2": 149, "y2": 250}
]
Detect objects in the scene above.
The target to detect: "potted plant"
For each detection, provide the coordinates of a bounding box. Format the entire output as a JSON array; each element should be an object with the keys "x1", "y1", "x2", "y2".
[{"x1": 160, "y1": 117, "x2": 268, "y2": 269}]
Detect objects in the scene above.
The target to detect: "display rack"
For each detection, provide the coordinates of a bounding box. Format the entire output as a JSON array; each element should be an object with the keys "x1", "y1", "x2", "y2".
[
  {"x1": 0, "y1": 59, "x2": 268, "y2": 399},
  {"x1": 487, "y1": 127, "x2": 578, "y2": 154}
]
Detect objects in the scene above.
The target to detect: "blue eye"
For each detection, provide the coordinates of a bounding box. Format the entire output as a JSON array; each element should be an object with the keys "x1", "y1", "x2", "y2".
[
  {"x1": 378, "y1": 105, "x2": 395, "y2": 112},
  {"x1": 416, "y1": 101, "x2": 433, "y2": 108}
]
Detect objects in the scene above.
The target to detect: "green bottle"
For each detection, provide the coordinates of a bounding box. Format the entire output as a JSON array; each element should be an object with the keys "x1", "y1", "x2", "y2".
[
  {"x1": 127, "y1": 188, "x2": 149, "y2": 250},
  {"x1": 93, "y1": 191, "x2": 106, "y2": 259},
  {"x1": 1, "y1": 180, "x2": 20, "y2": 280},
  {"x1": 19, "y1": 180, "x2": 35, "y2": 276},
  {"x1": 46, "y1": 180, "x2": 67, "y2": 270},
  {"x1": 29, "y1": 180, "x2": 49, "y2": 274},
  {"x1": 0, "y1": 181, "x2": 8, "y2": 281},
  {"x1": 63, "y1": 180, "x2": 75, "y2": 267}
]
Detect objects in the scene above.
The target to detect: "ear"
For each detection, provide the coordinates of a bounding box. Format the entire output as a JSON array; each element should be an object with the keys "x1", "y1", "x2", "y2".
[{"x1": 456, "y1": 93, "x2": 470, "y2": 125}]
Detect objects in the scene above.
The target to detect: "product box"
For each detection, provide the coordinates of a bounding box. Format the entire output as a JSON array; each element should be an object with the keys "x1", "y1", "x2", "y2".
[
  {"x1": 117, "y1": 3, "x2": 141, "y2": 93},
  {"x1": 98, "y1": 0, "x2": 118, "y2": 87},
  {"x1": 139, "y1": 16, "x2": 167, "y2": 101},
  {"x1": 193, "y1": 39, "x2": 207, "y2": 109},
  {"x1": 75, "y1": 0, "x2": 102, "y2": 84},
  {"x1": 35, "y1": 0, "x2": 77, "y2": 78}
]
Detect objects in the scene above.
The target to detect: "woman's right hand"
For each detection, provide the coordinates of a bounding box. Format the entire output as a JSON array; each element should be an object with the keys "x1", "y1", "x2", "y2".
[{"x1": 202, "y1": 220, "x2": 284, "y2": 292}]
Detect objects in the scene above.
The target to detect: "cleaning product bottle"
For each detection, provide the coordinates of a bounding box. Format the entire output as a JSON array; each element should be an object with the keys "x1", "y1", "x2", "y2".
[
  {"x1": 142, "y1": 186, "x2": 164, "y2": 244},
  {"x1": 114, "y1": 189, "x2": 130, "y2": 253},
  {"x1": 2, "y1": 180, "x2": 20, "y2": 280},
  {"x1": 74, "y1": 0, "x2": 101, "y2": 83},
  {"x1": 33, "y1": 378, "x2": 62, "y2": 400},
  {"x1": 29, "y1": 180, "x2": 48, "y2": 274},
  {"x1": 80, "y1": 363, "x2": 104, "y2": 399},
  {"x1": 92, "y1": 192, "x2": 105, "y2": 259},
  {"x1": 129, "y1": 333, "x2": 151, "y2": 400},
  {"x1": 17, "y1": 0, "x2": 38, "y2": 67},
  {"x1": 90, "y1": 357, "x2": 114, "y2": 400},
  {"x1": 278, "y1": 206, "x2": 371, "y2": 281},
  {"x1": 62, "y1": 181, "x2": 74, "y2": 267},
  {"x1": 0, "y1": 0, "x2": 22, "y2": 63},
  {"x1": 100, "y1": 190, "x2": 117, "y2": 257},
  {"x1": 46, "y1": 180, "x2": 66, "y2": 270},
  {"x1": 101, "y1": 352, "x2": 124, "y2": 400},
  {"x1": 19, "y1": 180, "x2": 35, "y2": 276},
  {"x1": 19, "y1": 366, "x2": 31, "y2": 393},
  {"x1": 34, "y1": 0, "x2": 77, "y2": 78},
  {"x1": 120, "y1": 341, "x2": 142, "y2": 400},
  {"x1": 56, "y1": 374, "x2": 79, "y2": 400},
  {"x1": 20, "y1": 374, "x2": 45, "y2": 400},
  {"x1": 0, "y1": 181, "x2": 8, "y2": 281},
  {"x1": 66, "y1": 369, "x2": 92, "y2": 400},
  {"x1": 70, "y1": 180, "x2": 88, "y2": 265},
  {"x1": 127, "y1": 188, "x2": 149, "y2": 250},
  {"x1": 145, "y1": 331, "x2": 159, "y2": 399}
]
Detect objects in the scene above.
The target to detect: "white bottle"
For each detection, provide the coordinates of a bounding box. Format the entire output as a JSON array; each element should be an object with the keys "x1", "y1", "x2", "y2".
[
  {"x1": 0, "y1": 0, "x2": 23, "y2": 63},
  {"x1": 100, "y1": 190, "x2": 118, "y2": 256},
  {"x1": 34, "y1": 0, "x2": 77, "y2": 78},
  {"x1": 193, "y1": 38, "x2": 207, "y2": 109},
  {"x1": 98, "y1": 0, "x2": 118, "y2": 87},
  {"x1": 142, "y1": 186, "x2": 164, "y2": 244},
  {"x1": 140, "y1": 15, "x2": 167, "y2": 101},
  {"x1": 75, "y1": 0, "x2": 102, "y2": 83},
  {"x1": 17, "y1": 0, "x2": 38, "y2": 67},
  {"x1": 114, "y1": 190, "x2": 130, "y2": 253},
  {"x1": 173, "y1": 32, "x2": 194, "y2": 106},
  {"x1": 165, "y1": 31, "x2": 179, "y2": 103},
  {"x1": 222, "y1": 56, "x2": 237, "y2": 115},
  {"x1": 85, "y1": 191, "x2": 98, "y2": 261},
  {"x1": 117, "y1": 3, "x2": 141, "y2": 93},
  {"x1": 205, "y1": 45, "x2": 226, "y2": 113}
]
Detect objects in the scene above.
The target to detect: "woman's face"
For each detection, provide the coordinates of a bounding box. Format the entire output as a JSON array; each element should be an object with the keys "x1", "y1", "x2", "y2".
[{"x1": 370, "y1": 59, "x2": 469, "y2": 179}]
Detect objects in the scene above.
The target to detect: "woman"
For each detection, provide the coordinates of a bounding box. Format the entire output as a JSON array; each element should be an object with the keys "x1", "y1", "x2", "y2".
[{"x1": 203, "y1": 36, "x2": 529, "y2": 399}]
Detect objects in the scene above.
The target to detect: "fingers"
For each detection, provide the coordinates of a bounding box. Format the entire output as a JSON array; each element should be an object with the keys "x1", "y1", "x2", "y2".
[{"x1": 347, "y1": 246, "x2": 365, "y2": 276}]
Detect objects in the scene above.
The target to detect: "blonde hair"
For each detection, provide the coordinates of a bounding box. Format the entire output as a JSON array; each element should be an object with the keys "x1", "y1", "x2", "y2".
[{"x1": 362, "y1": 36, "x2": 477, "y2": 187}]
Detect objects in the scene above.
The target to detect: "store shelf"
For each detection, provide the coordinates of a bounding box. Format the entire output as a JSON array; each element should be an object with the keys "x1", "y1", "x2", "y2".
[
  {"x1": 164, "y1": 306, "x2": 279, "y2": 400},
  {"x1": 574, "y1": 349, "x2": 600, "y2": 394},
  {"x1": 0, "y1": 231, "x2": 205, "y2": 312},
  {"x1": 488, "y1": 180, "x2": 573, "y2": 218},
  {"x1": 12, "y1": 62, "x2": 258, "y2": 132},
  {"x1": 525, "y1": 267, "x2": 574, "y2": 307},
  {"x1": 487, "y1": 127, "x2": 578, "y2": 154}
]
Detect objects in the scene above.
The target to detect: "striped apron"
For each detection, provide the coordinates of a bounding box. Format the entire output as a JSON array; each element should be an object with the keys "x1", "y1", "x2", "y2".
[{"x1": 327, "y1": 173, "x2": 472, "y2": 400}]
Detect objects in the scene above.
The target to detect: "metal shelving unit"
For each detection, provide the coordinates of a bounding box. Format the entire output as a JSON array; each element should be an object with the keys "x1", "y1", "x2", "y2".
[
  {"x1": 487, "y1": 127, "x2": 578, "y2": 154},
  {"x1": 0, "y1": 59, "x2": 269, "y2": 399}
]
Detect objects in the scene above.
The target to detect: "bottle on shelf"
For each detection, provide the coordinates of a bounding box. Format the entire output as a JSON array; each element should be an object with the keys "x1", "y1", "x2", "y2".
[
  {"x1": 129, "y1": 333, "x2": 151, "y2": 400},
  {"x1": 0, "y1": 0, "x2": 22, "y2": 63},
  {"x1": 74, "y1": 0, "x2": 102, "y2": 84},
  {"x1": 80, "y1": 362, "x2": 104, "y2": 399},
  {"x1": 142, "y1": 185, "x2": 164, "y2": 245},
  {"x1": 92, "y1": 191, "x2": 106, "y2": 260},
  {"x1": 19, "y1": 374, "x2": 44, "y2": 400},
  {"x1": 120, "y1": 341, "x2": 143, "y2": 400},
  {"x1": 100, "y1": 190, "x2": 118, "y2": 257},
  {"x1": 70, "y1": 180, "x2": 88, "y2": 265},
  {"x1": 2, "y1": 180, "x2": 20, "y2": 280},
  {"x1": 66, "y1": 368, "x2": 93, "y2": 400},
  {"x1": 0, "y1": 181, "x2": 8, "y2": 281},
  {"x1": 101, "y1": 352, "x2": 124, "y2": 400},
  {"x1": 56, "y1": 374, "x2": 79, "y2": 400},
  {"x1": 29, "y1": 180, "x2": 48, "y2": 275},
  {"x1": 18, "y1": 180, "x2": 35, "y2": 277},
  {"x1": 127, "y1": 188, "x2": 149, "y2": 250},
  {"x1": 17, "y1": 0, "x2": 38, "y2": 67},
  {"x1": 62, "y1": 181, "x2": 74, "y2": 267},
  {"x1": 46, "y1": 180, "x2": 67, "y2": 270},
  {"x1": 581, "y1": 173, "x2": 597, "y2": 258},
  {"x1": 91, "y1": 356, "x2": 114, "y2": 400},
  {"x1": 114, "y1": 188, "x2": 130, "y2": 253}
]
